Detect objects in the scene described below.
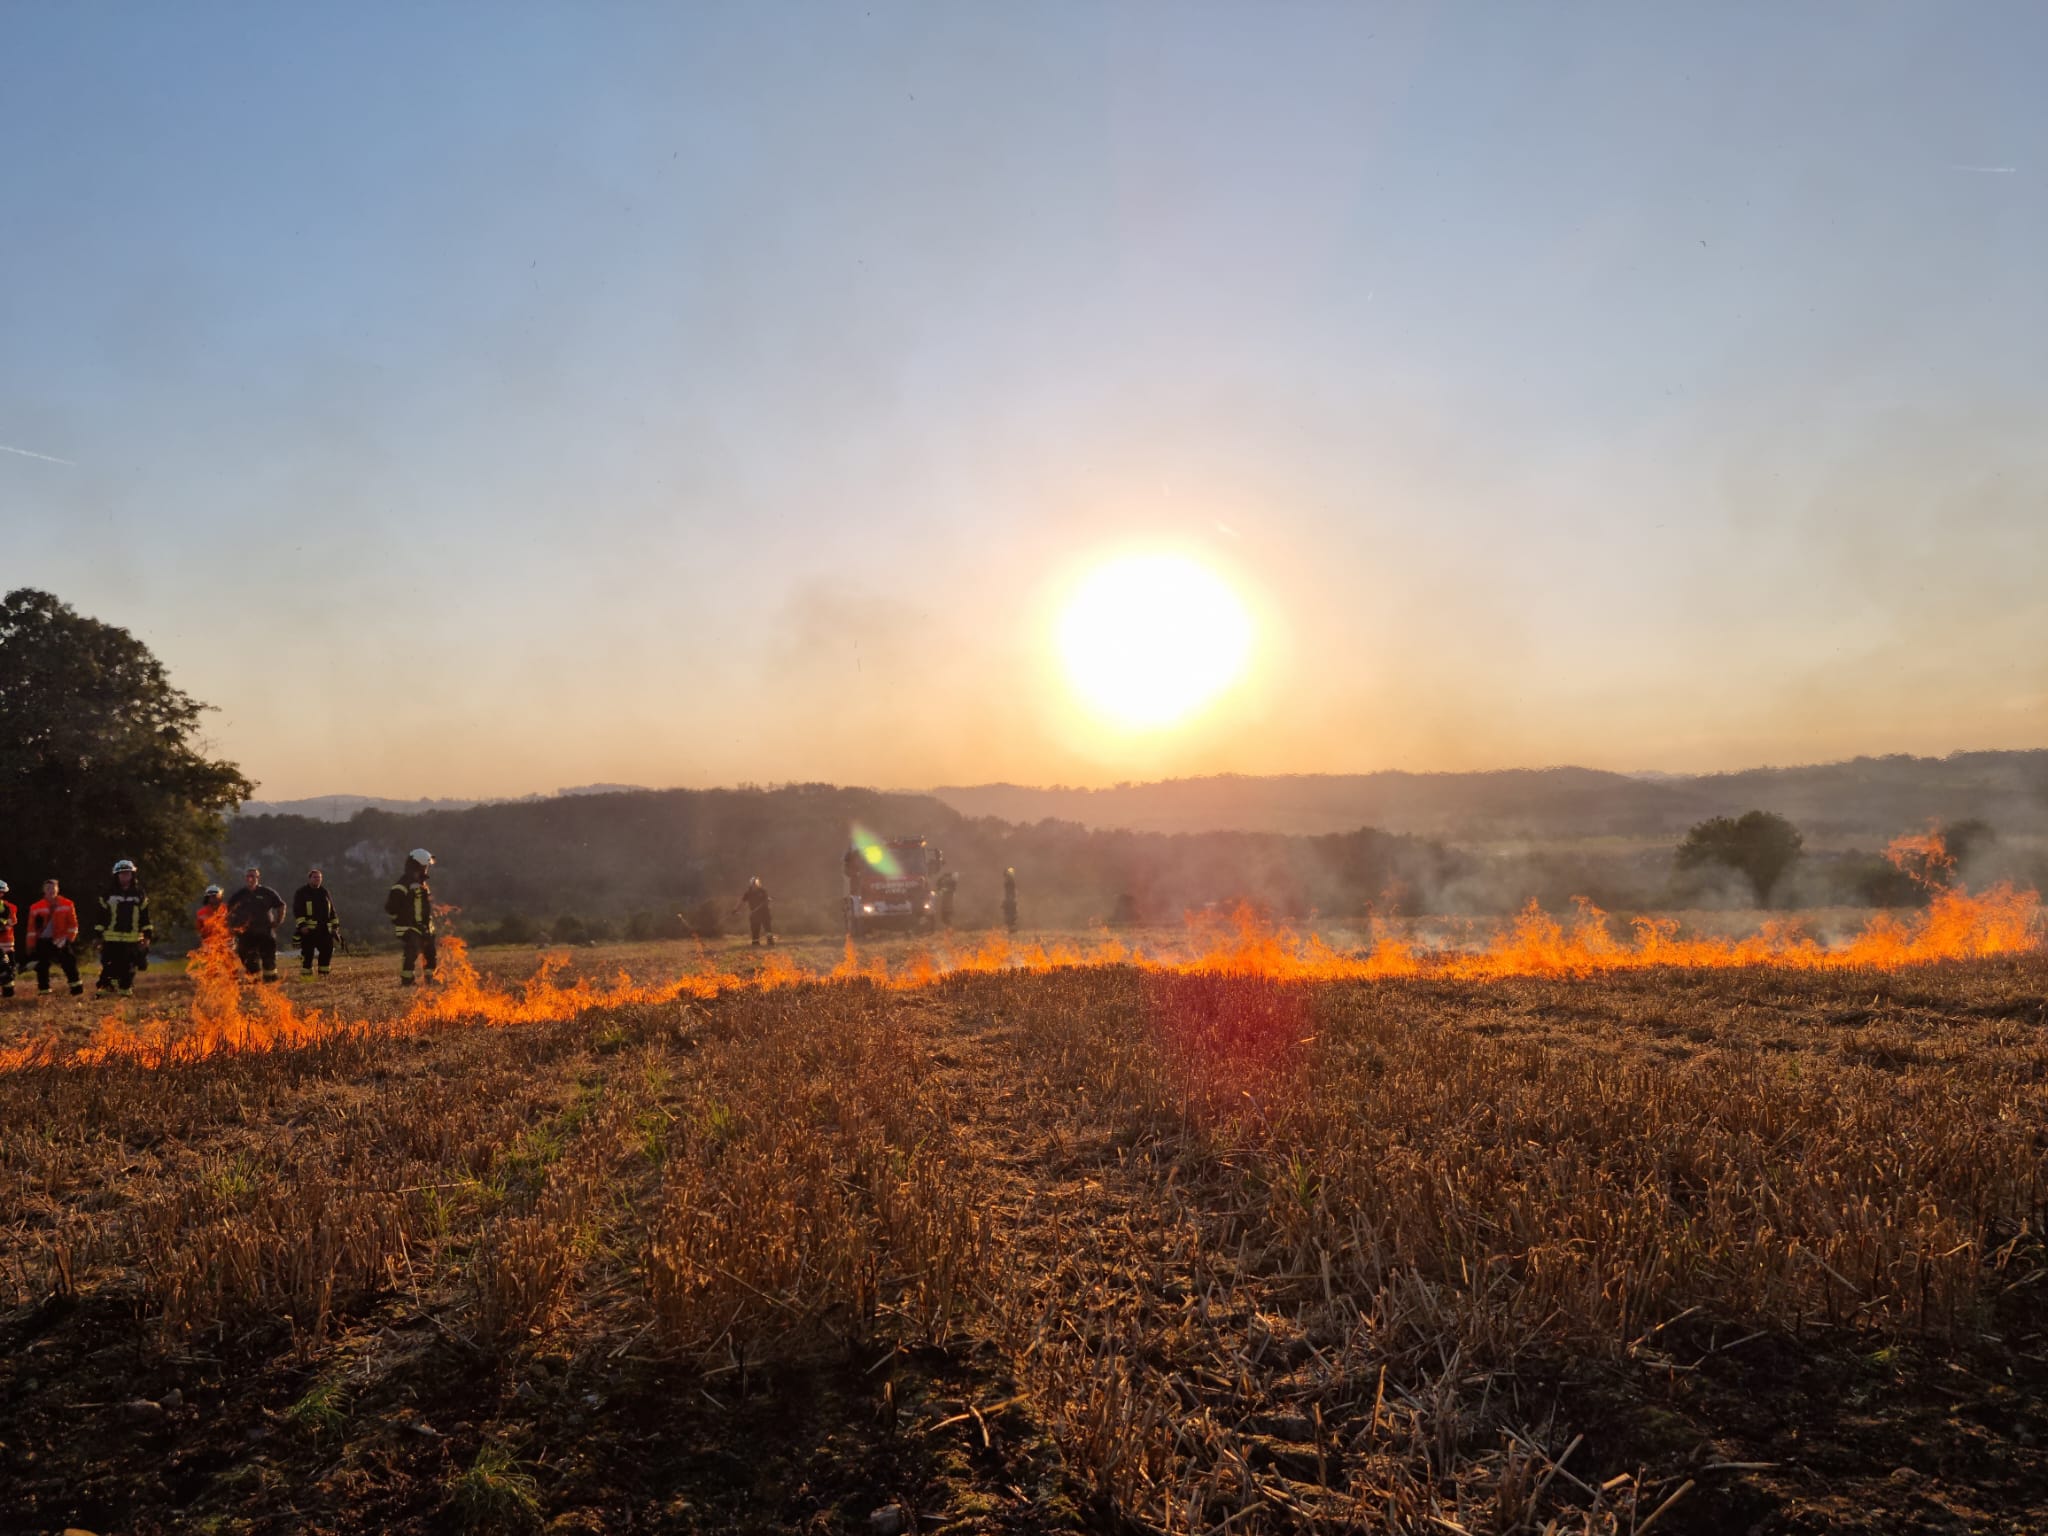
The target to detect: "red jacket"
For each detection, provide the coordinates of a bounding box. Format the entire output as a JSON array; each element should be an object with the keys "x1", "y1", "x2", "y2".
[
  {"x1": 27, "y1": 896, "x2": 79, "y2": 946},
  {"x1": 195, "y1": 900, "x2": 228, "y2": 942}
]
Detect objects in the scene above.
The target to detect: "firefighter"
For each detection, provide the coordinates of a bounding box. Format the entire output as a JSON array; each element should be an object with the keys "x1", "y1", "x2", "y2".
[
  {"x1": 195, "y1": 884, "x2": 229, "y2": 945},
  {"x1": 1002, "y1": 867, "x2": 1018, "y2": 933},
  {"x1": 292, "y1": 866, "x2": 341, "y2": 978},
  {"x1": 0, "y1": 879, "x2": 17, "y2": 999},
  {"x1": 26, "y1": 878, "x2": 84, "y2": 997},
  {"x1": 225, "y1": 866, "x2": 287, "y2": 982},
  {"x1": 385, "y1": 848, "x2": 437, "y2": 985},
  {"x1": 935, "y1": 867, "x2": 959, "y2": 928},
  {"x1": 94, "y1": 858, "x2": 154, "y2": 995},
  {"x1": 733, "y1": 877, "x2": 774, "y2": 946}
]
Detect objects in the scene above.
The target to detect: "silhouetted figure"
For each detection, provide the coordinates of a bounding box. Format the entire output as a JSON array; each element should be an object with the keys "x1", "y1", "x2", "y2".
[{"x1": 734, "y1": 877, "x2": 774, "y2": 946}]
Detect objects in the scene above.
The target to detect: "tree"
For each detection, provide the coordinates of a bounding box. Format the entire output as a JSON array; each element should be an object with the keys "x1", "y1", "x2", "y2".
[
  {"x1": 1674, "y1": 811, "x2": 1804, "y2": 907},
  {"x1": 0, "y1": 590, "x2": 253, "y2": 905}
]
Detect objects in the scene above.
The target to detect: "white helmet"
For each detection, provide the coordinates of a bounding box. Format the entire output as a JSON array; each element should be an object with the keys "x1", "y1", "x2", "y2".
[
  {"x1": 112, "y1": 858, "x2": 137, "y2": 875},
  {"x1": 203, "y1": 884, "x2": 224, "y2": 899},
  {"x1": 409, "y1": 848, "x2": 435, "y2": 866},
  {"x1": 0, "y1": 879, "x2": 9, "y2": 894}
]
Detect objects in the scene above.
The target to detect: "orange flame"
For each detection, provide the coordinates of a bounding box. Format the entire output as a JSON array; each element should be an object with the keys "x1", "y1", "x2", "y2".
[{"x1": 1, "y1": 869, "x2": 2037, "y2": 1076}]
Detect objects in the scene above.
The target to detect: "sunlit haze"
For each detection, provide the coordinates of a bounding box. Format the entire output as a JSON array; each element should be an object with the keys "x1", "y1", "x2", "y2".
[
  {"x1": 2, "y1": 5, "x2": 2042, "y2": 799},
  {"x1": 1058, "y1": 554, "x2": 1252, "y2": 731}
]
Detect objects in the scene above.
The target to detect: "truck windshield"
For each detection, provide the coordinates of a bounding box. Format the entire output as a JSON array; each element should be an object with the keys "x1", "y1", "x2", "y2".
[{"x1": 861, "y1": 845, "x2": 927, "y2": 877}]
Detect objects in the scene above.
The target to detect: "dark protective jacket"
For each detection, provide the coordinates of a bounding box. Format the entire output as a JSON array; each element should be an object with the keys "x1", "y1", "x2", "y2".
[
  {"x1": 293, "y1": 883, "x2": 339, "y2": 933},
  {"x1": 97, "y1": 884, "x2": 153, "y2": 943},
  {"x1": 386, "y1": 879, "x2": 433, "y2": 935},
  {"x1": 225, "y1": 884, "x2": 285, "y2": 936},
  {"x1": 739, "y1": 884, "x2": 771, "y2": 913}
]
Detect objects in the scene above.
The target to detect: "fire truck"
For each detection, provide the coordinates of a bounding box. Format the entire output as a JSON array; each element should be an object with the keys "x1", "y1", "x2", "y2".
[{"x1": 844, "y1": 836, "x2": 945, "y2": 937}]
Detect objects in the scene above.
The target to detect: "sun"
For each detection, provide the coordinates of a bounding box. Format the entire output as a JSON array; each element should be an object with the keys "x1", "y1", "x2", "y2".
[{"x1": 1057, "y1": 553, "x2": 1253, "y2": 729}]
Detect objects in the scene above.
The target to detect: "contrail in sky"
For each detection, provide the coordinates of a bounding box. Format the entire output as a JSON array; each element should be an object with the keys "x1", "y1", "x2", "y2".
[
  {"x1": 0, "y1": 442, "x2": 74, "y2": 465},
  {"x1": 1953, "y1": 164, "x2": 2018, "y2": 174}
]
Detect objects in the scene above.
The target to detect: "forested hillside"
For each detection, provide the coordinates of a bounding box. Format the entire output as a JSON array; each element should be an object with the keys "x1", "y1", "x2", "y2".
[{"x1": 935, "y1": 751, "x2": 2048, "y2": 842}]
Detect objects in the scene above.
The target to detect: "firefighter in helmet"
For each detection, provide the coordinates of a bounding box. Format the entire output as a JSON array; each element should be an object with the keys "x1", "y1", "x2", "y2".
[
  {"x1": 0, "y1": 879, "x2": 17, "y2": 999},
  {"x1": 94, "y1": 858, "x2": 154, "y2": 995},
  {"x1": 385, "y1": 849, "x2": 438, "y2": 985},
  {"x1": 733, "y1": 877, "x2": 774, "y2": 947},
  {"x1": 1002, "y1": 867, "x2": 1018, "y2": 933},
  {"x1": 195, "y1": 884, "x2": 229, "y2": 946}
]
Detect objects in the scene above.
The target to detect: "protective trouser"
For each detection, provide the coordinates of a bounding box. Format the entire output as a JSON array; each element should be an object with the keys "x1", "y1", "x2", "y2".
[
  {"x1": 97, "y1": 939, "x2": 146, "y2": 995},
  {"x1": 749, "y1": 906, "x2": 773, "y2": 943},
  {"x1": 1002, "y1": 899, "x2": 1018, "y2": 933},
  {"x1": 299, "y1": 928, "x2": 336, "y2": 974},
  {"x1": 0, "y1": 948, "x2": 16, "y2": 998},
  {"x1": 34, "y1": 940, "x2": 84, "y2": 996},
  {"x1": 400, "y1": 930, "x2": 438, "y2": 985},
  {"x1": 235, "y1": 932, "x2": 280, "y2": 981}
]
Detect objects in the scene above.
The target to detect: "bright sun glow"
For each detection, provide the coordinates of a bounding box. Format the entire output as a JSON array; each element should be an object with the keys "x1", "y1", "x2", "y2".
[{"x1": 1057, "y1": 553, "x2": 1253, "y2": 729}]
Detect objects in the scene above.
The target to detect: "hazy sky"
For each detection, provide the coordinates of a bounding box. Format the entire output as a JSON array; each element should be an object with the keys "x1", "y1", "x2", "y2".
[{"x1": 3, "y1": 4, "x2": 2042, "y2": 799}]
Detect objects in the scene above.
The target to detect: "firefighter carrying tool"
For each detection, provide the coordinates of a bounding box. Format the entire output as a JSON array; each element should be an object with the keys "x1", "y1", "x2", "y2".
[
  {"x1": 94, "y1": 858, "x2": 154, "y2": 995},
  {"x1": 733, "y1": 877, "x2": 774, "y2": 946},
  {"x1": 293, "y1": 866, "x2": 341, "y2": 977},
  {"x1": 386, "y1": 849, "x2": 437, "y2": 985}
]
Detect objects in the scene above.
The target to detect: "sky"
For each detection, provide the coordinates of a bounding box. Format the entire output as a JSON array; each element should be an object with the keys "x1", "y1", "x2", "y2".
[{"x1": 2, "y1": 3, "x2": 2043, "y2": 800}]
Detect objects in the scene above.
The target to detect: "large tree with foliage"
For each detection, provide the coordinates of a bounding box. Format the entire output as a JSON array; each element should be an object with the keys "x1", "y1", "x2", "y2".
[
  {"x1": 0, "y1": 589, "x2": 253, "y2": 908},
  {"x1": 1674, "y1": 810, "x2": 1804, "y2": 907}
]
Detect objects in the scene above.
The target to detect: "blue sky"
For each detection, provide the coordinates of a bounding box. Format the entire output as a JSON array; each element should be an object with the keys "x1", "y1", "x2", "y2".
[{"x1": 2, "y1": 4, "x2": 2042, "y2": 797}]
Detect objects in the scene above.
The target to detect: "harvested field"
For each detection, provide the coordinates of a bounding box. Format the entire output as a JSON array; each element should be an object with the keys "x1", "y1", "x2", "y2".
[{"x1": 2, "y1": 942, "x2": 2045, "y2": 1533}]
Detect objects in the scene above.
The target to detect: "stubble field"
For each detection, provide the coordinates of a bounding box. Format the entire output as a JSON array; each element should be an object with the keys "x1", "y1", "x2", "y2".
[{"x1": 2, "y1": 930, "x2": 2044, "y2": 1534}]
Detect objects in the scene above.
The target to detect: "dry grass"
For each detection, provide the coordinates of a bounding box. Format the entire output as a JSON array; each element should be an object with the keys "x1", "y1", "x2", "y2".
[{"x1": 0, "y1": 949, "x2": 2043, "y2": 1532}]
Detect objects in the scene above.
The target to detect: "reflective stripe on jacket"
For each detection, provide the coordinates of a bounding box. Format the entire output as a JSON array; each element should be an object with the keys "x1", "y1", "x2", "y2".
[
  {"x1": 27, "y1": 897, "x2": 79, "y2": 945},
  {"x1": 97, "y1": 889, "x2": 153, "y2": 941},
  {"x1": 385, "y1": 882, "x2": 433, "y2": 934},
  {"x1": 293, "y1": 885, "x2": 339, "y2": 931}
]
